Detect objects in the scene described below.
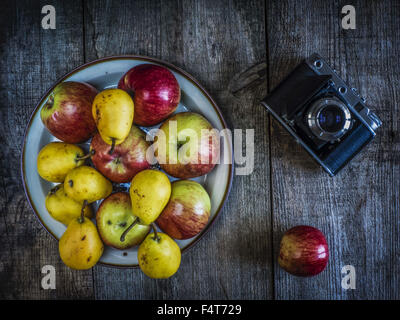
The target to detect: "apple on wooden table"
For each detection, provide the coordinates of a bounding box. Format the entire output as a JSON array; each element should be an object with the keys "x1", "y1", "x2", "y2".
[{"x1": 278, "y1": 225, "x2": 329, "y2": 277}]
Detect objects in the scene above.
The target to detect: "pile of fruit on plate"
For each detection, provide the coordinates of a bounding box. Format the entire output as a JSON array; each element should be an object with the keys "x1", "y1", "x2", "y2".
[{"x1": 36, "y1": 64, "x2": 220, "y2": 278}]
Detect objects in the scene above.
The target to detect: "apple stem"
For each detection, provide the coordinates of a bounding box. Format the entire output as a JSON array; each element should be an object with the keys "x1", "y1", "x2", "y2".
[
  {"x1": 120, "y1": 217, "x2": 139, "y2": 242},
  {"x1": 45, "y1": 94, "x2": 54, "y2": 109},
  {"x1": 108, "y1": 138, "x2": 116, "y2": 155},
  {"x1": 151, "y1": 223, "x2": 160, "y2": 242},
  {"x1": 79, "y1": 200, "x2": 88, "y2": 224},
  {"x1": 75, "y1": 149, "x2": 95, "y2": 161}
]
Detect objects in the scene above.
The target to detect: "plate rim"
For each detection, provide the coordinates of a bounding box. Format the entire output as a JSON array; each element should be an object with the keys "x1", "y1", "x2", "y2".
[{"x1": 20, "y1": 54, "x2": 234, "y2": 268}]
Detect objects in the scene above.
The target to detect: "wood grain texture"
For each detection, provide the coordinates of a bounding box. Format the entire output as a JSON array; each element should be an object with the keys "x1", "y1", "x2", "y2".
[
  {"x1": 267, "y1": 0, "x2": 400, "y2": 299},
  {"x1": 0, "y1": 0, "x2": 94, "y2": 299},
  {"x1": 84, "y1": 0, "x2": 272, "y2": 300}
]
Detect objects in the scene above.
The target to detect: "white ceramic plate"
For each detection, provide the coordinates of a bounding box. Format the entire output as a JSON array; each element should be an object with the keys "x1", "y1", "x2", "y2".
[{"x1": 21, "y1": 56, "x2": 233, "y2": 267}]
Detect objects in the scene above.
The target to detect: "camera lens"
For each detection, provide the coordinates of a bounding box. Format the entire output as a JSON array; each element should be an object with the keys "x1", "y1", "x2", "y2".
[
  {"x1": 307, "y1": 97, "x2": 352, "y2": 141},
  {"x1": 317, "y1": 105, "x2": 346, "y2": 133}
]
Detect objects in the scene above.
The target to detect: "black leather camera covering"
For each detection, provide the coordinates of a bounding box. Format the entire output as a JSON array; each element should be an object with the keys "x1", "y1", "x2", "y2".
[{"x1": 265, "y1": 62, "x2": 331, "y2": 119}]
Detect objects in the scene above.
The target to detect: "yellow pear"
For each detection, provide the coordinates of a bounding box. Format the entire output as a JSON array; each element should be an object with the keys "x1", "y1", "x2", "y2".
[
  {"x1": 37, "y1": 142, "x2": 85, "y2": 182},
  {"x1": 59, "y1": 217, "x2": 104, "y2": 270},
  {"x1": 45, "y1": 184, "x2": 93, "y2": 225},
  {"x1": 92, "y1": 88, "x2": 134, "y2": 152},
  {"x1": 129, "y1": 169, "x2": 171, "y2": 225},
  {"x1": 138, "y1": 231, "x2": 181, "y2": 279},
  {"x1": 64, "y1": 166, "x2": 112, "y2": 203}
]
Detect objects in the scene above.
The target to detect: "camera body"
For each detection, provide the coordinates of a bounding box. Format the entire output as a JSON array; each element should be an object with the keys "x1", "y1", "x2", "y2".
[{"x1": 261, "y1": 53, "x2": 382, "y2": 176}]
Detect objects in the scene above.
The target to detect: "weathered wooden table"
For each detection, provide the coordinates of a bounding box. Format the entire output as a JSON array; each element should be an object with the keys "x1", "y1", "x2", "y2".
[{"x1": 0, "y1": 0, "x2": 398, "y2": 300}]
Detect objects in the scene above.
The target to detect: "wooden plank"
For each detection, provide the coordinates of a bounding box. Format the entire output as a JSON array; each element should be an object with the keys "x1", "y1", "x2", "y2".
[
  {"x1": 0, "y1": 0, "x2": 94, "y2": 299},
  {"x1": 267, "y1": 0, "x2": 400, "y2": 299},
  {"x1": 85, "y1": 0, "x2": 272, "y2": 299}
]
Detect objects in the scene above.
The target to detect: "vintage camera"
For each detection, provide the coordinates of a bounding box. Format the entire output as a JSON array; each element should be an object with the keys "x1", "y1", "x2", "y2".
[{"x1": 261, "y1": 53, "x2": 382, "y2": 176}]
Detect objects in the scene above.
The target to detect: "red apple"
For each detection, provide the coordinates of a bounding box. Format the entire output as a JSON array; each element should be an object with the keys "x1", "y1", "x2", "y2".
[
  {"x1": 90, "y1": 125, "x2": 152, "y2": 183},
  {"x1": 156, "y1": 180, "x2": 211, "y2": 240},
  {"x1": 278, "y1": 225, "x2": 329, "y2": 277},
  {"x1": 156, "y1": 112, "x2": 220, "y2": 179},
  {"x1": 40, "y1": 81, "x2": 97, "y2": 143},
  {"x1": 118, "y1": 64, "x2": 180, "y2": 126}
]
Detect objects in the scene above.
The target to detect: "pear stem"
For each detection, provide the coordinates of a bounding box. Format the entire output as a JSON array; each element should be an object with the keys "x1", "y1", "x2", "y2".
[
  {"x1": 108, "y1": 138, "x2": 116, "y2": 155},
  {"x1": 79, "y1": 200, "x2": 88, "y2": 223},
  {"x1": 120, "y1": 217, "x2": 140, "y2": 242},
  {"x1": 49, "y1": 184, "x2": 61, "y2": 195},
  {"x1": 75, "y1": 149, "x2": 95, "y2": 161},
  {"x1": 151, "y1": 223, "x2": 160, "y2": 242}
]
